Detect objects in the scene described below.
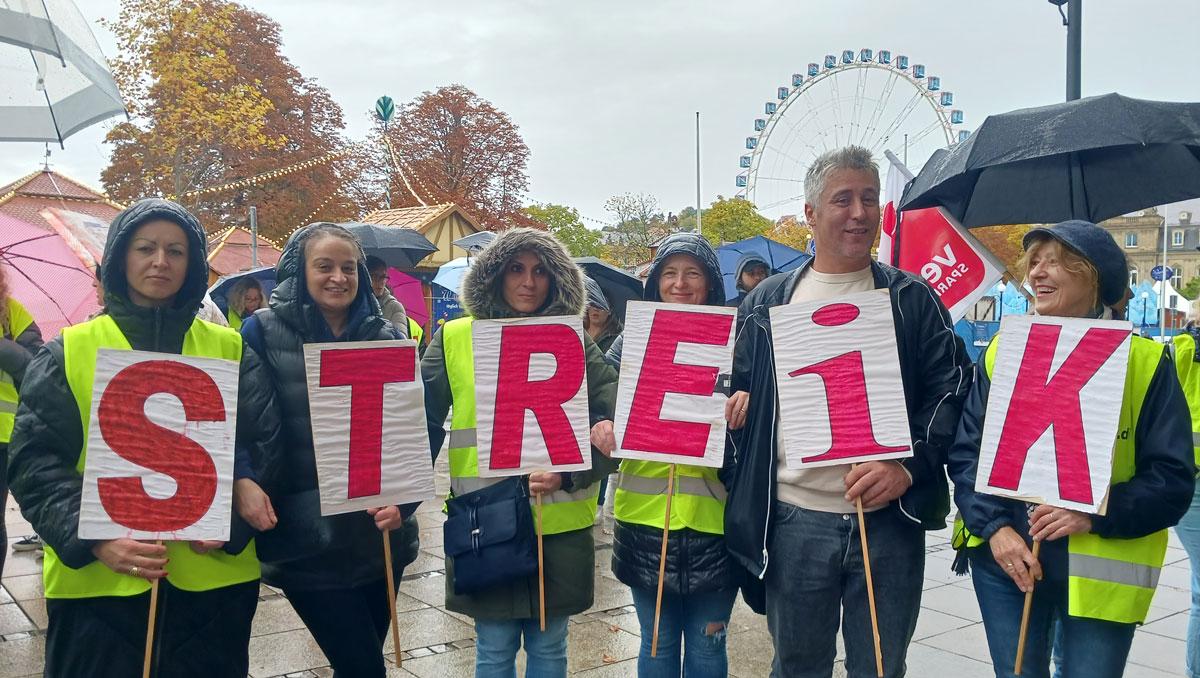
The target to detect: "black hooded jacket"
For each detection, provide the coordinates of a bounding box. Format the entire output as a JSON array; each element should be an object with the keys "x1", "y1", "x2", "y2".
[
  {"x1": 7, "y1": 199, "x2": 282, "y2": 569},
  {"x1": 723, "y1": 257, "x2": 971, "y2": 610},
  {"x1": 239, "y1": 223, "x2": 419, "y2": 592},
  {"x1": 604, "y1": 232, "x2": 739, "y2": 596},
  {"x1": 726, "y1": 252, "x2": 769, "y2": 308}
]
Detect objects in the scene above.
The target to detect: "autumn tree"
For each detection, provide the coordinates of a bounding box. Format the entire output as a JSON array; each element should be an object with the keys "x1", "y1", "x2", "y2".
[
  {"x1": 379, "y1": 85, "x2": 531, "y2": 231},
  {"x1": 768, "y1": 215, "x2": 813, "y2": 251},
  {"x1": 602, "y1": 193, "x2": 668, "y2": 268},
  {"x1": 102, "y1": 0, "x2": 360, "y2": 240},
  {"x1": 525, "y1": 204, "x2": 602, "y2": 257},
  {"x1": 973, "y1": 224, "x2": 1035, "y2": 275},
  {"x1": 701, "y1": 196, "x2": 773, "y2": 245}
]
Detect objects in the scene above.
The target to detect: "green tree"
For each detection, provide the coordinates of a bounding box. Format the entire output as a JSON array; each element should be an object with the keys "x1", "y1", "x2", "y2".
[
  {"x1": 1183, "y1": 277, "x2": 1200, "y2": 299},
  {"x1": 524, "y1": 203, "x2": 602, "y2": 257},
  {"x1": 700, "y1": 196, "x2": 772, "y2": 245}
]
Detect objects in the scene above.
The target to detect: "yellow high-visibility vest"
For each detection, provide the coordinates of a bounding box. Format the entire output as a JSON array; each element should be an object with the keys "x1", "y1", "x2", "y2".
[
  {"x1": 0, "y1": 298, "x2": 35, "y2": 443},
  {"x1": 614, "y1": 459, "x2": 726, "y2": 534},
  {"x1": 1172, "y1": 333, "x2": 1200, "y2": 467},
  {"x1": 409, "y1": 317, "x2": 424, "y2": 345},
  {"x1": 440, "y1": 317, "x2": 598, "y2": 534},
  {"x1": 954, "y1": 334, "x2": 1168, "y2": 624},
  {"x1": 44, "y1": 314, "x2": 259, "y2": 599}
]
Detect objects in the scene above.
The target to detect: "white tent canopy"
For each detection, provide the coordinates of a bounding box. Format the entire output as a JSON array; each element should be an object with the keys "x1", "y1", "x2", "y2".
[{"x1": 1152, "y1": 279, "x2": 1193, "y2": 314}]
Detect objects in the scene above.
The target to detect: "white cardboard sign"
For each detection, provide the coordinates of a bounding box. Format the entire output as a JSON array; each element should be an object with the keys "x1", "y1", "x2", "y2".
[
  {"x1": 976, "y1": 315, "x2": 1132, "y2": 513},
  {"x1": 613, "y1": 301, "x2": 736, "y2": 468},
  {"x1": 79, "y1": 349, "x2": 239, "y2": 540},
  {"x1": 472, "y1": 316, "x2": 592, "y2": 477},
  {"x1": 771, "y1": 289, "x2": 914, "y2": 470},
  {"x1": 304, "y1": 340, "x2": 437, "y2": 515}
]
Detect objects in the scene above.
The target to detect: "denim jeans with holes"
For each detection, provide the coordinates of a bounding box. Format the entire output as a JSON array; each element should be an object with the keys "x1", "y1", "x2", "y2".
[{"x1": 629, "y1": 586, "x2": 737, "y2": 678}]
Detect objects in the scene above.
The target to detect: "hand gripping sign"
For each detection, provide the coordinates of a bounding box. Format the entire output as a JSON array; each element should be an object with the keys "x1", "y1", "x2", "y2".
[
  {"x1": 976, "y1": 316, "x2": 1132, "y2": 513},
  {"x1": 79, "y1": 350, "x2": 239, "y2": 541},
  {"x1": 472, "y1": 316, "x2": 592, "y2": 477},
  {"x1": 613, "y1": 301, "x2": 736, "y2": 467},
  {"x1": 304, "y1": 340, "x2": 437, "y2": 515},
  {"x1": 771, "y1": 289, "x2": 913, "y2": 469}
]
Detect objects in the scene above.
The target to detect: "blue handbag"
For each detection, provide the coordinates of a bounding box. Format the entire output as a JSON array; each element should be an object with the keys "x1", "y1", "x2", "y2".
[{"x1": 443, "y1": 477, "x2": 538, "y2": 595}]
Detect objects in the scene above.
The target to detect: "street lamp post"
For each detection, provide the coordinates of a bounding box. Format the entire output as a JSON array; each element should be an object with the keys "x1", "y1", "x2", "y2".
[{"x1": 1049, "y1": 0, "x2": 1082, "y2": 101}]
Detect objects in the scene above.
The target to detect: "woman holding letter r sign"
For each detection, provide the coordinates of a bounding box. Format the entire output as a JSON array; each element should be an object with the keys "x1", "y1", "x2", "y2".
[
  {"x1": 7, "y1": 199, "x2": 282, "y2": 677},
  {"x1": 948, "y1": 220, "x2": 1195, "y2": 677}
]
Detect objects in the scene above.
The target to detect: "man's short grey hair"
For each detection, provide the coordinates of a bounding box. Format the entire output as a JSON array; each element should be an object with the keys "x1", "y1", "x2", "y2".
[{"x1": 804, "y1": 146, "x2": 879, "y2": 207}]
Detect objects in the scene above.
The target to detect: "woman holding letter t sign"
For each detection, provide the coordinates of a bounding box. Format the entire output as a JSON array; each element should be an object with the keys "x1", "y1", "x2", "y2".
[
  {"x1": 7, "y1": 199, "x2": 283, "y2": 677},
  {"x1": 948, "y1": 220, "x2": 1195, "y2": 678},
  {"x1": 421, "y1": 227, "x2": 618, "y2": 678},
  {"x1": 239, "y1": 222, "x2": 421, "y2": 678}
]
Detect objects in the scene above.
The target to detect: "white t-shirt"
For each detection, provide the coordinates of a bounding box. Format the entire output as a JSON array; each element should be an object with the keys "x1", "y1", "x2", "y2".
[{"x1": 775, "y1": 265, "x2": 880, "y2": 514}]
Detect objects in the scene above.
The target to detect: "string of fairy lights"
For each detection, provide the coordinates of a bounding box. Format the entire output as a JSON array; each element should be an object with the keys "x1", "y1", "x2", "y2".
[{"x1": 168, "y1": 150, "x2": 347, "y2": 201}]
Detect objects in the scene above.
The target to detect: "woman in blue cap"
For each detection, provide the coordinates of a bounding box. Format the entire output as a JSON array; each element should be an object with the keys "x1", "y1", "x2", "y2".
[{"x1": 948, "y1": 219, "x2": 1195, "y2": 677}]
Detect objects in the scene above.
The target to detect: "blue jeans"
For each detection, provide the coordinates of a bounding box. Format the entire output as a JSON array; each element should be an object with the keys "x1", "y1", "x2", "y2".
[
  {"x1": 969, "y1": 548, "x2": 1136, "y2": 677},
  {"x1": 629, "y1": 586, "x2": 737, "y2": 677},
  {"x1": 474, "y1": 616, "x2": 569, "y2": 678},
  {"x1": 764, "y1": 502, "x2": 924, "y2": 678},
  {"x1": 1176, "y1": 483, "x2": 1200, "y2": 678}
]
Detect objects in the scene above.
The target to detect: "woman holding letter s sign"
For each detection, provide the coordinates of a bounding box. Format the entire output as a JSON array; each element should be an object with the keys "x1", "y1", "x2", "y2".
[
  {"x1": 422, "y1": 227, "x2": 618, "y2": 678},
  {"x1": 7, "y1": 199, "x2": 282, "y2": 677},
  {"x1": 948, "y1": 219, "x2": 1195, "y2": 677},
  {"x1": 594, "y1": 232, "x2": 741, "y2": 678}
]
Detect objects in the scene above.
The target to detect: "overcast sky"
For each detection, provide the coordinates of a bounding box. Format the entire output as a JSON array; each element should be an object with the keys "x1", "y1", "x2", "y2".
[{"x1": 4, "y1": 0, "x2": 1199, "y2": 226}]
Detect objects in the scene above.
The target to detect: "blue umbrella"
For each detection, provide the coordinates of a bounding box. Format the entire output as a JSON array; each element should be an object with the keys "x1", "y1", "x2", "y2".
[
  {"x1": 717, "y1": 236, "x2": 807, "y2": 301},
  {"x1": 206, "y1": 265, "x2": 277, "y2": 315},
  {"x1": 431, "y1": 257, "x2": 473, "y2": 295}
]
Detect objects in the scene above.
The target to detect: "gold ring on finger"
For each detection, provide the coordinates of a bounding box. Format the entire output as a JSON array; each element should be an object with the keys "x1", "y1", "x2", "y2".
[{"x1": 129, "y1": 565, "x2": 141, "y2": 577}]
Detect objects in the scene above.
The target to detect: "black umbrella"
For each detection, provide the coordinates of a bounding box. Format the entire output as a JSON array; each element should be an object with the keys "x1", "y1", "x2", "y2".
[
  {"x1": 900, "y1": 93, "x2": 1200, "y2": 227},
  {"x1": 574, "y1": 257, "x2": 643, "y2": 320},
  {"x1": 341, "y1": 222, "x2": 438, "y2": 268}
]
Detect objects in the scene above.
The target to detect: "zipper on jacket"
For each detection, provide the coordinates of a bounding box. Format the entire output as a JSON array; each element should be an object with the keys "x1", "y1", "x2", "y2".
[
  {"x1": 153, "y1": 307, "x2": 162, "y2": 352},
  {"x1": 755, "y1": 309, "x2": 776, "y2": 580}
]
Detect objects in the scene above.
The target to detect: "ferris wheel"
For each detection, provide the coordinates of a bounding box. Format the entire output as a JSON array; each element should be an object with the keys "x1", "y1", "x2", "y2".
[{"x1": 736, "y1": 49, "x2": 969, "y2": 220}]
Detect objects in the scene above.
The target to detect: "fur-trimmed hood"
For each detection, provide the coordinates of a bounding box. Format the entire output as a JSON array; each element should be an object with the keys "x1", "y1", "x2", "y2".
[{"x1": 460, "y1": 227, "x2": 584, "y2": 320}]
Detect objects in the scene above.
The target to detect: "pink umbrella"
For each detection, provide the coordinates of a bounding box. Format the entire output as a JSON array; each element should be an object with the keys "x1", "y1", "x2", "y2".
[
  {"x1": 387, "y1": 269, "x2": 428, "y2": 327},
  {"x1": 0, "y1": 213, "x2": 100, "y2": 338}
]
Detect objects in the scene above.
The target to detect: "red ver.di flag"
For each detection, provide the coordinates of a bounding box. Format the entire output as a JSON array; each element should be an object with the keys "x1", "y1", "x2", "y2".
[
  {"x1": 304, "y1": 340, "x2": 436, "y2": 515},
  {"x1": 79, "y1": 350, "x2": 239, "y2": 541},
  {"x1": 976, "y1": 315, "x2": 1132, "y2": 513},
  {"x1": 473, "y1": 316, "x2": 591, "y2": 477},
  {"x1": 771, "y1": 289, "x2": 913, "y2": 469},
  {"x1": 880, "y1": 151, "x2": 1004, "y2": 320},
  {"x1": 613, "y1": 302, "x2": 736, "y2": 467}
]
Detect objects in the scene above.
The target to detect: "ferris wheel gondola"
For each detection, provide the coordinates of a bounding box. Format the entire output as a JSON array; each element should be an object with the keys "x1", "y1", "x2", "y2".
[{"x1": 736, "y1": 49, "x2": 968, "y2": 219}]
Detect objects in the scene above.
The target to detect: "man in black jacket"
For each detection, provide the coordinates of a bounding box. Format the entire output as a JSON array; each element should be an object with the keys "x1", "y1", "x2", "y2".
[{"x1": 723, "y1": 146, "x2": 970, "y2": 677}]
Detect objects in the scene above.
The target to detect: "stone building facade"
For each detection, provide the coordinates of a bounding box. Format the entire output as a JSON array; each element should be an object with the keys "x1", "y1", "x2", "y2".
[{"x1": 1099, "y1": 207, "x2": 1200, "y2": 290}]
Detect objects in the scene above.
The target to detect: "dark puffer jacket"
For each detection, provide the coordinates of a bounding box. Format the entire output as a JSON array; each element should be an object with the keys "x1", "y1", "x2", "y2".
[
  {"x1": 422, "y1": 227, "x2": 618, "y2": 620},
  {"x1": 8, "y1": 198, "x2": 282, "y2": 569},
  {"x1": 604, "y1": 232, "x2": 739, "y2": 596},
  {"x1": 240, "y1": 223, "x2": 419, "y2": 592}
]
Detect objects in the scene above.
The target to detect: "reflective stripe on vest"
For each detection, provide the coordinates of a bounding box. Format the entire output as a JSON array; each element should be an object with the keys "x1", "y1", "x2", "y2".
[
  {"x1": 0, "y1": 299, "x2": 35, "y2": 443},
  {"x1": 614, "y1": 459, "x2": 726, "y2": 535},
  {"x1": 45, "y1": 315, "x2": 259, "y2": 599},
  {"x1": 1171, "y1": 333, "x2": 1200, "y2": 467},
  {"x1": 953, "y1": 333, "x2": 1168, "y2": 624},
  {"x1": 441, "y1": 317, "x2": 597, "y2": 534}
]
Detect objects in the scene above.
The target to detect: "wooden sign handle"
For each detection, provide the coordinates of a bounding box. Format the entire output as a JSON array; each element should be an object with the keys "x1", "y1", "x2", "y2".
[
  {"x1": 383, "y1": 527, "x2": 403, "y2": 668},
  {"x1": 1014, "y1": 540, "x2": 1042, "y2": 676},
  {"x1": 650, "y1": 463, "x2": 676, "y2": 658},
  {"x1": 142, "y1": 540, "x2": 163, "y2": 678},
  {"x1": 536, "y1": 491, "x2": 547, "y2": 632},
  {"x1": 855, "y1": 487, "x2": 884, "y2": 678}
]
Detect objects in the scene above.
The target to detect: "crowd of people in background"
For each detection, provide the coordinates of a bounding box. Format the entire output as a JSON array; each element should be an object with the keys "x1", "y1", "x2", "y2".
[{"x1": 1, "y1": 145, "x2": 1199, "y2": 678}]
